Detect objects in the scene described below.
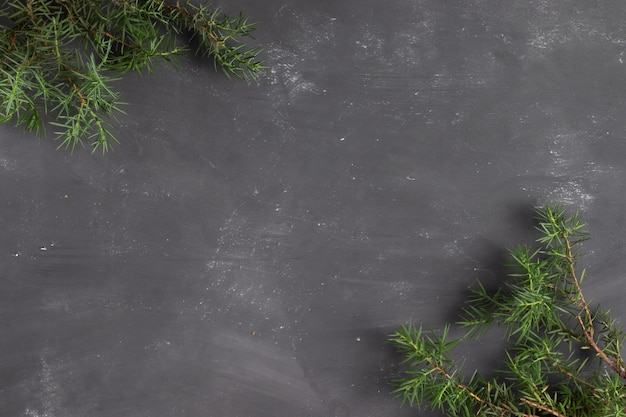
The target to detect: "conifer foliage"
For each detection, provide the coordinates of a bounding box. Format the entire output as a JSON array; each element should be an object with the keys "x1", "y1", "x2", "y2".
[
  {"x1": 0, "y1": 0, "x2": 262, "y2": 152},
  {"x1": 390, "y1": 205, "x2": 626, "y2": 417}
]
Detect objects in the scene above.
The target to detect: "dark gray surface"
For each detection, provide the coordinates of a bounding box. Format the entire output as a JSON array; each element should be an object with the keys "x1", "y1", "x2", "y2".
[{"x1": 2, "y1": 1, "x2": 626, "y2": 416}]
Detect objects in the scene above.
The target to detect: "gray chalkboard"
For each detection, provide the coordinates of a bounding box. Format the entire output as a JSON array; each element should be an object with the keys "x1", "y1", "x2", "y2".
[{"x1": 2, "y1": 1, "x2": 626, "y2": 416}]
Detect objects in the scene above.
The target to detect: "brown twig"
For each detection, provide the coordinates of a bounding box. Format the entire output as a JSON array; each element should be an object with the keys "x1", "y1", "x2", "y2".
[
  {"x1": 25, "y1": 0, "x2": 35, "y2": 20},
  {"x1": 427, "y1": 360, "x2": 544, "y2": 417},
  {"x1": 521, "y1": 398, "x2": 568, "y2": 417},
  {"x1": 551, "y1": 360, "x2": 595, "y2": 389},
  {"x1": 563, "y1": 234, "x2": 626, "y2": 379}
]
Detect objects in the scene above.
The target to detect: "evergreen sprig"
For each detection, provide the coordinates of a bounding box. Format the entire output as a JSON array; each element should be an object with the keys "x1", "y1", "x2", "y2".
[
  {"x1": 390, "y1": 204, "x2": 626, "y2": 417},
  {"x1": 0, "y1": 0, "x2": 263, "y2": 152}
]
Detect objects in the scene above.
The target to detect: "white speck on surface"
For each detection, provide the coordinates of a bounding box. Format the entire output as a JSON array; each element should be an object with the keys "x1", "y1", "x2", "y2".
[
  {"x1": 145, "y1": 339, "x2": 172, "y2": 351},
  {"x1": 0, "y1": 158, "x2": 15, "y2": 170},
  {"x1": 543, "y1": 131, "x2": 597, "y2": 211},
  {"x1": 265, "y1": 41, "x2": 320, "y2": 101},
  {"x1": 26, "y1": 357, "x2": 63, "y2": 417}
]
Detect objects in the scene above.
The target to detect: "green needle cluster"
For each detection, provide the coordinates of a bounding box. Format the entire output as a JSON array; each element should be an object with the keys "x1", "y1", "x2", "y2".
[
  {"x1": 0, "y1": 0, "x2": 263, "y2": 152},
  {"x1": 390, "y1": 205, "x2": 626, "y2": 417}
]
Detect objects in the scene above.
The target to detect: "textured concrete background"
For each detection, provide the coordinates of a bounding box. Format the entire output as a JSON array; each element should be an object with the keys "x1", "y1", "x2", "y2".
[{"x1": 2, "y1": 1, "x2": 626, "y2": 416}]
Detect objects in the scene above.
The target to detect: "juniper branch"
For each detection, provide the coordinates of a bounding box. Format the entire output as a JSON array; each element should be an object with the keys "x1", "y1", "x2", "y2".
[
  {"x1": 0, "y1": 0, "x2": 263, "y2": 152},
  {"x1": 390, "y1": 205, "x2": 626, "y2": 417}
]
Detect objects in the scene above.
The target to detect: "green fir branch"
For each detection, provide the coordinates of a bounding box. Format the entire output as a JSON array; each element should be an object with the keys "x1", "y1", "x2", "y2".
[
  {"x1": 0, "y1": 0, "x2": 263, "y2": 152},
  {"x1": 390, "y1": 204, "x2": 626, "y2": 417}
]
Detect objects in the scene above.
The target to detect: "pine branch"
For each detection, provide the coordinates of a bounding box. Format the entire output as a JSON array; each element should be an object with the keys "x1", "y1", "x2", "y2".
[
  {"x1": 390, "y1": 205, "x2": 626, "y2": 417},
  {"x1": 555, "y1": 210, "x2": 626, "y2": 379},
  {"x1": 0, "y1": 0, "x2": 263, "y2": 152}
]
